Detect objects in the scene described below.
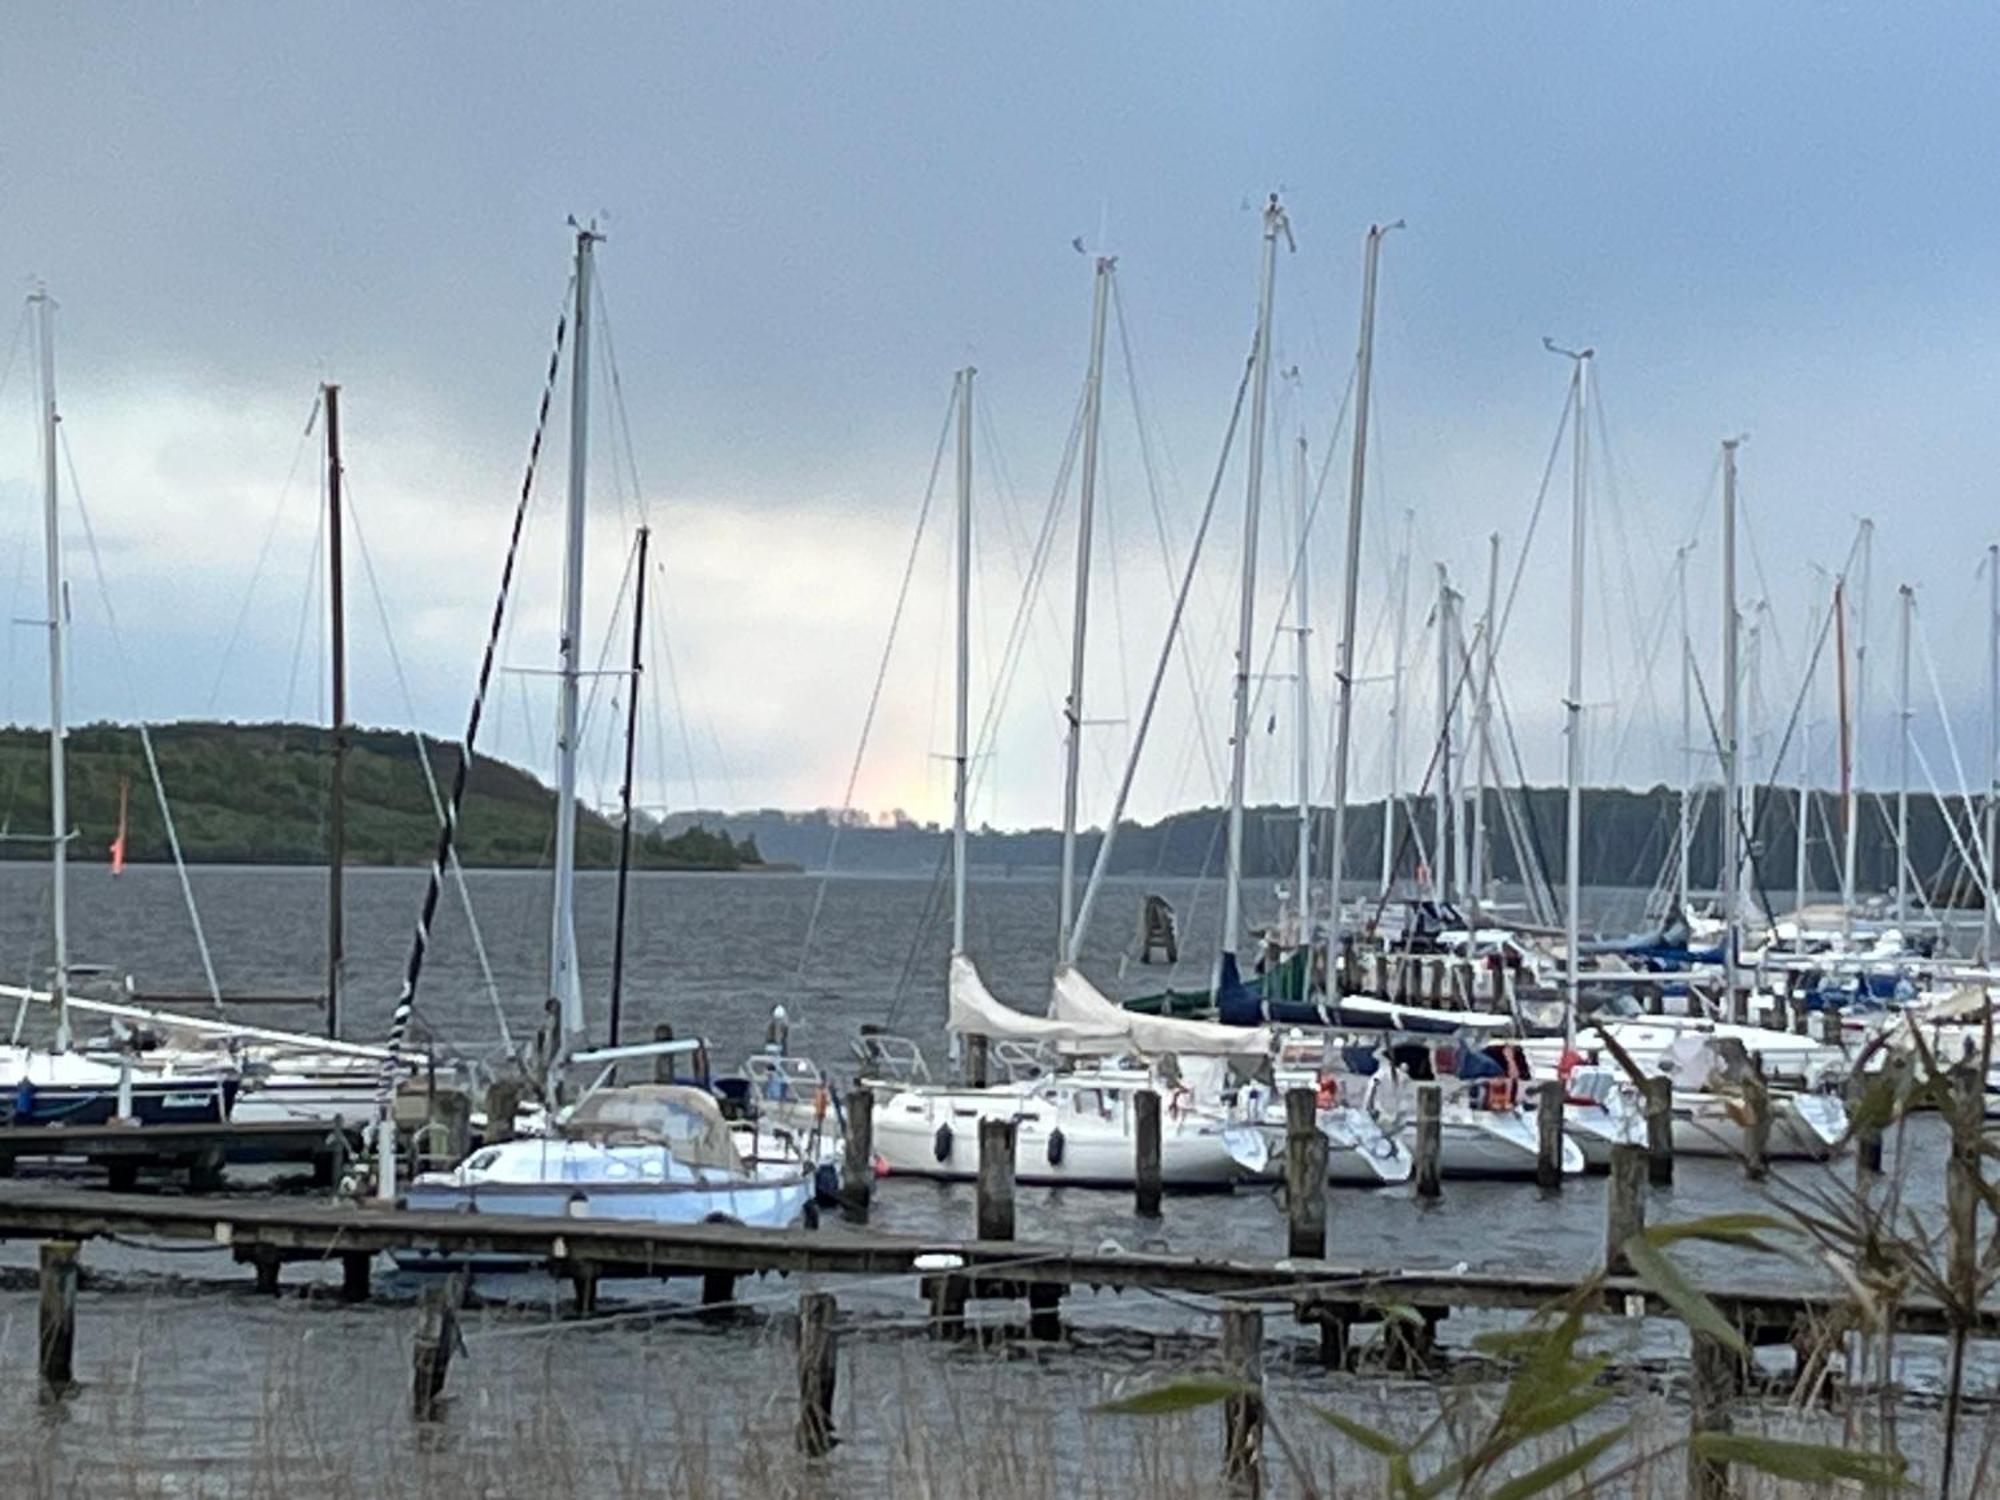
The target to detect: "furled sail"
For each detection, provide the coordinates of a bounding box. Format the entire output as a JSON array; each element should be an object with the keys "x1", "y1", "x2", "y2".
[
  {"x1": 1049, "y1": 964, "x2": 1275, "y2": 1060},
  {"x1": 947, "y1": 953, "x2": 1122, "y2": 1049}
]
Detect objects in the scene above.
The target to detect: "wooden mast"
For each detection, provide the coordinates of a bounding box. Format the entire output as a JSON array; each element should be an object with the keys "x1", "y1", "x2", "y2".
[
  {"x1": 323, "y1": 382, "x2": 347, "y2": 1040},
  {"x1": 608, "y1": 525, "x2": 650, "y2": 1047}
]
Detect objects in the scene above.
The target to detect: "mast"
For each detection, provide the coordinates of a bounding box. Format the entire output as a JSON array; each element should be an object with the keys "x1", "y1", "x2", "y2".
[
  {"x1": 1291, "y1": 432, "x2": 1311, "y2": 948},
  {"x1": 953, "y1": 367, "x2": 974, "y2": 961},
  {"x1": 32, "y1": 290, "x2": 69, "y2": 1051},
  {"x1": 1987, "y1": 543, "x2": 1999, "y2": 962},
  {"x1": 1720, "y1": 438, "x2": 1742, "y2": 1001},
  {"x1": 1471, "y1": 530, "x2": 1499, "y2": 910},
  {"x1": 1327, "y1": 221, "x2": 1394, "y2": 940},
  {"x1": 1221, "y1": 195, "x2": 1290, "y2": 968},
  {"x1": 1794, "y1": 580, "x2": 1816, "y2": 916},
  {"x1": 1432, "y1": 564, "x2": 1452, "y2": 903},
  {"x1": 1842, "y1": 519, "x2": 1873, "y2": 926},
  {"x1": 1058, "y1": 261, "x2": 1112, "y2": 963},
  {"x1": 1549, "y1": 342, "x2": 1593, "y2": 1042},
  {"x1": 1380, "y1": 509, "x2": 1412, "y2": 897},
  {"x1": 549, "y1": 224, "x2": 598, "y2": 1066},
  {"x1": 607, "y1": 525, "x2": 651, "y2": 1048},
  {"x1": 1675, "y1": 546, "x2": 1693, "y2": 915},
  {"x1": 323, "y1": 382, "x2": 347, "y2": 1041},
  {"x1": 1835, "y1": 578, "x2": 1852, "y2": 933},
  {"x1": 1895, "y1": 582, "x2": 1914, "y2": 926}
]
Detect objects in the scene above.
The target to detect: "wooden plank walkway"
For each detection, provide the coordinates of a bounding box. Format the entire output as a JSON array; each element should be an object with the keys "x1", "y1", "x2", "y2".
[
  {"x1": 0, "y1": 1182, "x2": 1987, "y2": 1346},
  {"x1": 0, "y1": 1123, "x2": 354, "y2": 1190}
]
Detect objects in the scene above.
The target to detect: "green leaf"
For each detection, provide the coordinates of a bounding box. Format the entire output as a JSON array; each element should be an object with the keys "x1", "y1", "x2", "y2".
[
  {"x1": 1487, "y1": 1426, "x2": 1629, "y2": 1500},
  {"x1": 1507, "y1": 1382, "x2": 1614, "y2": 1441},
  {"x1": 1622, "y1": 1237, "x2": 1748, "y2": 1356},
  {"x1": 1642, "y1": 1212, "x2": 1796, "y2": 1254},
  {"x1": 1691, "y1": 1432, "x2": 1908, "y2": 1488},
  {"x1": 1368, "y1": 1300, "x2": 1423, "y2": 1326},
  {"x1": 1091, "y1": 1376, "x2": 1252, "y2": 1415},
  {"x1": 1309, "y1": 1403, "x2": 1408, "y2": 1459}
]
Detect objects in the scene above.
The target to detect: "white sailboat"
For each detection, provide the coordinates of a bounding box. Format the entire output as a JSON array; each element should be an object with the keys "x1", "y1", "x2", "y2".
[{"x1": 406, "y1": 226, "x2": 814, "y2": 1228}]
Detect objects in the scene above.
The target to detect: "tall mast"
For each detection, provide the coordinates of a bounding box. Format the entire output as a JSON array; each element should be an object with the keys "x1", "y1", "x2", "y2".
[
  {"x1": 1471, "y1": 530, "x2": 1500, "y2": 911},
  {"x1": 549, "y1": 224, "x2": 598, "y2": 1062},
  {"x1": 1720, "y1": 438, "x2": 1742, "y2": 999},
  {"x1": 1432, "y1": 564, "x2": 1452, "y2": 903},
  {"x1": 1843, "y1": 519, "x2": 1873, "y2": 922},
  {"x1": 323, "y1": 383, "x2": 347, "y2": 1041},
  {"x1": 1380, "y1": 509, "x2": 1411, "y2": 897},
  {"x1": 1835, "y1": 578, "x2": 1853, "y2": 935},
  {"x1": 1326, "y1": 221, "x2": 1395, "y2": 940},
  {"x1": 1291, "y1": 433, "x2": 1312, "y2": 946},
  {"x1": 1222, "y1": 195, "x2": 1289, "y2": 967},
  {"x1": 32, "y1": 290, "x2": 69, "y2": 1051},
  {"x1": 1987, "y1": 543, "x2": 1999, "y2": 962},
  {"x1": 1895, "y1": 582, "x2": 1914, "y2": 926},
  {"x1": 608, "y1": 525, "x2": 650, "y2": 1048},
  {"x1": 953, "y1": 367, "x2": 975, "y2": 960},
  {"x1": 1549, "y1": 342, "x2": 1593, "y2": 1041},
  {"x1": 1794, "y1": 580, "x2": 1816, "y2": 917},
  {"x1": 1057, "y1": 261, "x2": 1112, "y2": 963},
  {"x1": 1675, "y1": 546, "x2": 1693, "y2": 915}
]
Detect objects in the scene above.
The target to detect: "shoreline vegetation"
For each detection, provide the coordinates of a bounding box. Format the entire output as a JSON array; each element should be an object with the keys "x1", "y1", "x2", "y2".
[{"x1": 0, "y1": 721, "x2": 773, "y2": 872}]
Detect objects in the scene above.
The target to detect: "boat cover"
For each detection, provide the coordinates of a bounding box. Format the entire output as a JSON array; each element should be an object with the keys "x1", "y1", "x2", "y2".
[{"x1": 1050, "y1": 964, "x2": 1276, "y2": 1061}]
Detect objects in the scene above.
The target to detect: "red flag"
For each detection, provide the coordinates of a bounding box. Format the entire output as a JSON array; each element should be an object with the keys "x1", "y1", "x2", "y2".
[{"x1": 109, "y1": 775, "x2": 128, "y2": 875}]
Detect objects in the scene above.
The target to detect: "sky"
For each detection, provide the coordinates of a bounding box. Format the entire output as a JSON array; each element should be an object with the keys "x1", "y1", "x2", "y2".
[{"x1": 0, "y1": 4, "x2": 1995, "y2": 839}]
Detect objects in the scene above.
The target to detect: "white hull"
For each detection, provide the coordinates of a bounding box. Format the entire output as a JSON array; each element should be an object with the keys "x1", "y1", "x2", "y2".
[
  {"x1": 1224, "y1": 1105, "x2": 1413, "y2": 1186},
  {"x1": 1670, "y1": 1092, "x2": 1848, "y2": 1162},
  {"x1": 871, "y1": 1085, "x2": 1239, "y2": 1189},
  {"x1": 1396, "y1": 1109, "x2": 1586, "y2": 1179}
]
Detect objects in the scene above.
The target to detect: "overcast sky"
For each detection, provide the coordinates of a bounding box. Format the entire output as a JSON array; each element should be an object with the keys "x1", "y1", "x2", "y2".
[{"x1": 0, "y1": 4, "x2": 1995, "y2": 837}]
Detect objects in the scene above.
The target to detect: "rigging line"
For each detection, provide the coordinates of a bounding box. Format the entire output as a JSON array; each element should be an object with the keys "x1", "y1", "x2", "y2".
[
  {"x1": 645, "y1": 573, "x2": 703, "y2": 807},
  {"x1": 344, "y1": 482, "x2": 510, "y2": 1047},
  {"x1": 58, "y1": 429, "x2": 223, "y2": 1008},
  {"x1": 1488, "y1": 375, "x2": 1575, "y2": 668},
  {"x1": 1684, "y1": 647, "x2": 1782, "y2": 932},
  {"x1": 380, "y1": 282, "x2": 572, "y2": 1098},
  {"x1": 795, "y1": 384, "x2": 958, "y2": 981},
  {"x1": 281, "y1": 482, "x2": 327, "y2": 724},
  {"x1": 1915, "y1": 606, "x2": 1993, "y2": 893},
  {"x1": 1588, "y1": 379, "x2": 1672, "y2": 775},
  {"x1": 1111, "y1": 275, "x2": 1233, "y2": 797}
]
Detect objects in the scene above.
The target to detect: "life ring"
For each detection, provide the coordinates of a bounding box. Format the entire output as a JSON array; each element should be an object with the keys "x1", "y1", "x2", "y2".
[
  {"x1": 933, "y1": 1122, "x2": 954, "y2": 1163},
  {"x1": 1047, "y1": 1128, "x2": 1066, "y2": 1166}
]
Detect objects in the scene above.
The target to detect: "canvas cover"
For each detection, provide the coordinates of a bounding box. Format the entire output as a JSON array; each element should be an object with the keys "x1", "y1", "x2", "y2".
[
  {"x1": 567, "y1": 1084, "x2": 745, "y2": 1171},
  {"x1": 1049, "y1": 964, "x2": 1277, "y2": 1061},
  {"x1": 946, "y1": 953, "x2": 1124, "y2": 1050}
]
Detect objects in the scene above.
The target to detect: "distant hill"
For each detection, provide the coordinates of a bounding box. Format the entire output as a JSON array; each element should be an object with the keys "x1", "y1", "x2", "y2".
[{"x1": 0, "y1": 721, "x2": 767, "y2": 871}]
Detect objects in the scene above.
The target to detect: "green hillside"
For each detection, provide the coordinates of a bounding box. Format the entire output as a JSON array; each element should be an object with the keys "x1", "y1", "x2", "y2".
[{"x1": 0, "y1": 722, "x2": 764, "y2": 870}]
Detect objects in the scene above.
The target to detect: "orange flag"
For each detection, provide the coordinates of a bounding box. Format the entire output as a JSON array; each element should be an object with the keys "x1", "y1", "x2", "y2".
[{"x1": 109, "y1": 775, "x2": 128, "y2": 875}]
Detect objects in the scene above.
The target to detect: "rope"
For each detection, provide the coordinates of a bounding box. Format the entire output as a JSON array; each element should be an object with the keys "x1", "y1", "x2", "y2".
[
  {"x1": 378, "y1": 285, "x2": 571, "y2": 1107},
  {"x1": 60, "y1": 430, "x2": 224, "y2": 1007},
  {"x1": 205, "y1": 394, "x2": 320, "y2": 711},
  {"x1": 344, "y1": 485, "x2": 511, "y2": 1049}
]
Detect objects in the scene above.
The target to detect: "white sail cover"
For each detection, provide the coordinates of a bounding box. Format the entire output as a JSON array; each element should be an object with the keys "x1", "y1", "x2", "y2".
[
  {"x1": 1049, "y1": 964, "x2": 1276, "y2": 1061},
  {"x1": 947, "y1": 954, "x2": 1123, "y2": 1048}
]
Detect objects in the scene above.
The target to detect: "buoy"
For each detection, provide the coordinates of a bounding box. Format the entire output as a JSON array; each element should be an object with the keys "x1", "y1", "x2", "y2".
[
  {"x1": 933, "y1": 1122, "x2": 954, "y2": 1163},
  {"x1": 1047, "y1": 1127, "x2": 1066, "y2": 1167}
]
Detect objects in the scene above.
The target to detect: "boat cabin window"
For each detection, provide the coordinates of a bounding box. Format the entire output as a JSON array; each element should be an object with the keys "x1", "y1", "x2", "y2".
[{"x1": 465, "y1": 1149, "x2": 502, "y2": 1173}]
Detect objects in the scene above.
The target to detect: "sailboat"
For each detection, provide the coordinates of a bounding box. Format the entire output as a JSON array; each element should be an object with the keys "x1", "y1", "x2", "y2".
[
  {"x1": 0, "y1": 289, "x2": 239, "y2": 1128},
  {"x1": 403, "y1": 226, "x2": 815, "y2": 1228}
]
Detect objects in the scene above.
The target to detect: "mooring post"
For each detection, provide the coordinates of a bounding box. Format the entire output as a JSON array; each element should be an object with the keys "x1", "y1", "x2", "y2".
[
  {"x1": 1283, "y1": 1087, "x2": 1326, "y2": 1258},
  {"x1": 795, "y1": 1291, "x2": 838, "y2": 1457},
  {"x1": 1605, "y1": 1143, "x2": 1646, "y2": 1275},
  {"x1": 1219, "y1": 1305, "x2": 1264, "y2": 1499},
  {"x1": 341, "y1": 1251, "x2": 372, "y2": 1303},
  {"x1": 1643, "y1": 1075, "x2": 1674, "y2": 1186},
  {"x1": 1815, "y1": 1008, "x2": 1842, "y2": 1048},
  {"x1": 188, "y1": 1144, "x2": 226, "y2": 1194},
  {"x1": 926, "y1": 1274, "x2": 969, "y2": 1339},
  {"x1": 1134, "y1": 1088, "x2": 1163, "y2": 1219},
  {"x1": 39, "y1": 1239, "x2": 78, "y2": 1394},
  {"x1": 1687, "y1": 1330, "x2": 1737, "y2": 1500},
  {"x1": 484, "y1": 1078, "x2": 525, "y2": 1144},
  {"x1": 252, "y1": 1248, "x2": 282, "y2": 1296},
  {"x1": 965, "y1": 1034, "x2": 990, "y2": 1088},
  {"x1": 651, "y1": 1022, "x2": 677, "y2": 1084},
  {"x1": 1742, "y1": 1070, "x2": 1770, "y2": 1182},
  {"x1": 1856, "y1": 1116, "x2": 1883, "y2": 1186},
  {"x1": 1414, "y1": 1082, "x2": 1442, "y2": 1200},
  {"x1": 977, "y1": 1118, "x2": 1016, "y2": 1242},
  {"x1": 1027, "y1": 1282, "x2": 1063, "y2": 1341},
  {"x1": 410, "y1": 1272, "x2": 466, "y2": 1421},
  {"x1": 570, "y1": 1261, "x2": 600, "y2": 1317},
  {"x1": 840, "y1": 1087, "x2": 874, "y2": 1224},
  {"x1": 1535, "y1": 1079, "x2": 1565, "y2": 1191},
  {"x1": 701, "y1": 1269, "x2": 736, "y2": 1323}
]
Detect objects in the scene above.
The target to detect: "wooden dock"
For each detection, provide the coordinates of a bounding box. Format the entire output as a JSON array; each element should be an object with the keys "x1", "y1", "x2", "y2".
[
  {"x1": 0, "y1": 1122, "x2": 355, "y2": 1191},
  {"x1": 0, "y1": 1181, "x2": 1988, "y2": 1352}
]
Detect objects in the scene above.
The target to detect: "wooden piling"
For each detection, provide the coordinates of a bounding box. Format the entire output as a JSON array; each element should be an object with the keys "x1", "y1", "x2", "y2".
[
  {"x1": 1687, "y1": 1329, "x2": 1737, "y2": 1500},
  {"x1": 700, "y1": 1269, "x2": 736, "y2": 1322},
  {"x1": 1414, "y1": 1082, "x2": 1442, "y2": 1200},
  {"x1": 977, "y1": 1118, "x2": 1016, "y2": 1242},
  {"x1": 1605, "y1": 1143, "x2": 1645, "y2": 1275},
  {"x1": 1284, "y1": 1087, "x2": 1326, "y2": 1259},
  {"x1": 252, "y1": 1248, "x2": 282, "y2": 1296},
  {"x1": 1789, "y1": 1001, "x2": 1809, "y2": 1037},
  {"x1": 926, "y1": 1274, "x2": 968, "y2": 1339},
  {"x1": 795, "y1": 1291, "x2": 838, "y2": 1457},
  {"x1": 1816, "y1": 1008, "x2": 1842, "y2": 1047},
  {"x1": 341, "y1": 1251, "x2": 372, "y2": 1303},
  {"x1": 411, "y1": 1272, "x2": 466, "y2": 1421},
  {"x1": 1856, "y1": 1118, "x2": 1883, "y2": 1185},
  {"x1": 839, "y1": 1087, "x2": 874, "y2": 1225},
  {"x1": 38, "y1": 1239, "x2": 78, "y2": 1393},
  {"x1": 650, "y1": 1022, "x2": 677, "y2": 1084},
  {"x1": 1741, "y1": 1072, "x2": 1770, "y2": 1182},
  {"x1": 966, "y1": 1034, "x2": 990, "y2": 1088},
  {"x1": 484, "y1": 1078, "x2": 525, "y2": 1144},
  {"x1": 1643, "y1": 1076, "x2": 1674, "y2": 1187},
  {"x1": 1535, "y1": 1079, "x2": 1565, "y2": 1192},
  {"x1": 1027, "y1": 1282, "x2": 1064, "y2": 1341},
  {"x1": 1134, "y1": 1089, "x2": 1163, "y2": 1219},
  {"x1": 1219, "y1": 1305, "x2": 1264, "y2": 1498}
]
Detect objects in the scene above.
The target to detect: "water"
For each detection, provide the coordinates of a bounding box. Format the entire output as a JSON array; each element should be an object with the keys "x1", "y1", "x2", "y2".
[{"x1": 0, "y1": 865, "x2": 1967, "y2": 1495}]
